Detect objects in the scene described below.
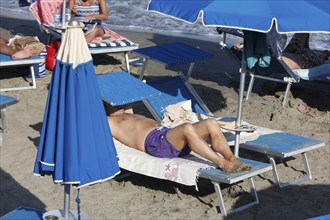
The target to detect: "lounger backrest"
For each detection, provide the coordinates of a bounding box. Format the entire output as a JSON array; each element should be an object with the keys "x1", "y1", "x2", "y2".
[{"x1": 146, "y1": 75, "x2": 207, "y2": 120}]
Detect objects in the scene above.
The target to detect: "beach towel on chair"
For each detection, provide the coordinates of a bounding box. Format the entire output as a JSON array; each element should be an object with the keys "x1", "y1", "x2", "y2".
[
  {"x1": 88, "y1": 27, "x2": 135, "y2": 48},
  {"x1": 30, "y1": 0, "x2": 63, "y2": 26}
]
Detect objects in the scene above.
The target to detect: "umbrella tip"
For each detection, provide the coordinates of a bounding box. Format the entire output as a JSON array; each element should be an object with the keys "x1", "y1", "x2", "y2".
[{"x1": 68, "y1": 20, "x2": 83, "y2": 28}]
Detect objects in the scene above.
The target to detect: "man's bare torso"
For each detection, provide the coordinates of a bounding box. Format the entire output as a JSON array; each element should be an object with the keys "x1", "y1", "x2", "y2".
[{"x1": 107, "y1": 113, "x2": 160, "y2": 151}]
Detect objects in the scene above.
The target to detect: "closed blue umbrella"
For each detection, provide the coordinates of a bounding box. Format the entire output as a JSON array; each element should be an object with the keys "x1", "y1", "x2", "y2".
[
  {"x1": 33, "y1": 23, "x2": 120, "y2": 218},
  {"x1": 147, "y1": 0, "x2": 330, "y2": 156}
]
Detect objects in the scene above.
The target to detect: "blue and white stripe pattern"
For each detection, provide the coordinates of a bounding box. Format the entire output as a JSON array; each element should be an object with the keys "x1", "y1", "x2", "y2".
[
  {"x1": 88, "y1": 39, "x2": 135, "y2": 48},
  {"x1": 74, "y1": 0, "x2": 101, "y2": 24}
]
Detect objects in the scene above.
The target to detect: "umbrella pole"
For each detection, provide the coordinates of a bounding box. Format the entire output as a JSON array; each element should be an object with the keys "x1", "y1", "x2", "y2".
[
  {"x1": 64, "y1": 184, "x2": 71, "y2": 219},
  {"x1": 62, "y1": 0, "x2": 67, "y2": 28},
  {"x1": 234, "y1": 41, "x2": 247, "y2": 157}
]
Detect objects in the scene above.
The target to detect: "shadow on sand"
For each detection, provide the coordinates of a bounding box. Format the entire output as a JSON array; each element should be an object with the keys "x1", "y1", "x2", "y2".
[{"x1": 0, "y1": 168, "x2": 46, "y2": 216}]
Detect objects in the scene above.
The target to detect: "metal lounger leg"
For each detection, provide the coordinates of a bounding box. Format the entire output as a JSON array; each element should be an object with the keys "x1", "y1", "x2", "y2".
[
  {"x1": 186, "y1": 62, "x2": 195, "y2": 79},
  {"x1": 270, "y1": 153, "x2": 312, "y2": 188},
  {"x1": 0, "y1": 109, "x2": 7, "y2": 132},
  {"x1": 281, "y1": 80, "x2": 293, "y2": 107},
  {"x1": 246, "y1": 73, "x2": 255, "y2": 101},
  {"x1": 0, "y1": 65, "x2": 37, "y2": 92},
  {"x1": 212, "y1": 178, "x2": 259, "y2": 216},
  {"x1": 124, "y1": 52, "x2": 130, "y2": 73},
  {"x1": 138, "y1": 57, "x2": 149, "y2": 80},
  {"x1": 212, "y1": 181, "x2": 227, "y2": 216},
  {"x1": 30, "y1": 65, "x2": 37, "y2": 89}
]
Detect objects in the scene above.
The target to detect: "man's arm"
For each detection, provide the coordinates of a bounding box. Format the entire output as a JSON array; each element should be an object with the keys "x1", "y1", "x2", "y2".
[{"x1": 103, "y1": 101, "x2": 133, "y2": 116}]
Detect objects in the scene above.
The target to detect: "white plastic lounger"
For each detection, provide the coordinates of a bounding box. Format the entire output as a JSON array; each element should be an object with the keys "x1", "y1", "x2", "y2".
[
  {"x1": 144, "y1": 72, "x2": 325, "y2": 188},
  {"x1": 0, "y1": 54, "x2": 44, "y2": 92},
  {"x1": 97, "y1": 71, "x2": 272, "y2": 216},
  {"x1": 0, "y1": 95, "x2": 18, "y2": 132}
]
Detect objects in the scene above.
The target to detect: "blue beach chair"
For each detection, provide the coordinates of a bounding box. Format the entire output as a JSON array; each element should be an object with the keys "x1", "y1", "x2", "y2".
[
  {"x1": 0, "y1": 54, "x2": 44, "y2": 92},
  {"x1": 132, "y1": 41, "x2": 213, "y2": 79},
  {"x1": 0, "y1": 95, "x2": 18, "y2": 132},
  {"x1": 219, "y1": 31, "x2": 330, "y2": 107},
  {"x1": 97, "y1": 71, "x2": 272, "y2": 216},
  {"x1": 35, "y1": 25, "x2": 138, "y2": 72},
  {"x1": 143, "y1": 72, "x2": 324, "y2": 188}
]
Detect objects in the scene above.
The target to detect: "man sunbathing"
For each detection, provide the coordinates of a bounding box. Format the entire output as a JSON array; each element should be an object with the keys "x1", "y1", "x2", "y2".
[{"x1": 104, "y1": 102, "x2": 252, "y2": 173}]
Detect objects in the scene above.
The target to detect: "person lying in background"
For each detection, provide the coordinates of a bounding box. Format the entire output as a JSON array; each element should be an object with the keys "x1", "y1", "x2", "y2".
[
  {"x1": 104, "y1": 102, "x2": 252, "y2": 173},
  {"x1": 234, "y1": 33, "x2": 330, "y2": 70},
  {"x1": 69, "y1": 0, "x2": 108, "y2": 43},
  {"x1": 281, "y1": 33, "x2": 330, "y2": 69},
  {"x1": 0, "y1": 36, "x2": 34, "y2": 60}
]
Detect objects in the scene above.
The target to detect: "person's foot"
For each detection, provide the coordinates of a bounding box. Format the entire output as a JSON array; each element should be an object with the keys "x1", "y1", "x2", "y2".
[
  {"x1": 11, "y1": 47, "x2": 34, "y2": 60},
  {"x1": 222, "y1": 158, "x2": 252, "y2": 173},
  {"x1": 233, "y1": 43, "x2": 244, "y2": 51}
]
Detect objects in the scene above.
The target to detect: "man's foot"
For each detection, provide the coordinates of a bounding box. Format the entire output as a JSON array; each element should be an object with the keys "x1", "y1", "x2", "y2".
[
  {"x1": 11, "y1": 47, "x2": 34, "y2": 60},
  {"x1": 222, "y1": 158, "x2": 252, "y2": 173}
]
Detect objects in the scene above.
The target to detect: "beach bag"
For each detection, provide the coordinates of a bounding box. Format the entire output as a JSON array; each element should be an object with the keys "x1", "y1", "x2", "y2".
[
  {"x1": 10, "y1": 36, "x2": 45, "y2": 56},
  {"x1": 45, "y1": 40, "x2": 61, "y2": 71},
  {"x1": 161, "y1": 100, "x2": 204, "y2": 127}
]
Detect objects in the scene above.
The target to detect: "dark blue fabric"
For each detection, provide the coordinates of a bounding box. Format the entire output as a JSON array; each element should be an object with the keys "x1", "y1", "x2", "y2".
[
  {"x1": 97, "y1": 71, "x2": 161, "y2": 106},
  {"x1": 34, "y1": 59, "x2": 120, "y2": 188},
  {"x1": 148, "y1": 0, "x2": 330, "y2": 33},
  {"x1": 133, "y1": 42, "x2": 213, "y2": 66},
  {"x1": 0, "y1": 206, "x2": 45, "y2": 220}
]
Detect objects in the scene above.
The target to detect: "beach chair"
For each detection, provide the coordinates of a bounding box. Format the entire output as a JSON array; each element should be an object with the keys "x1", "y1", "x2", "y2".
[
  {"x1": 0, "y1": 95, "x2": 18, "y2": 132},
  {"x1": 0, "y1": 54, "x2": 45, "y2": 92},
  {"x1": 131, "y1": 41, "x2": 213, "y2": 79},
  {"x1": 219, "y1": 30, "x2": 330, "y2": 107},
  {"x1": 29, "y1": 0, "x2": 139, "y2": 72},
  {"x1": 142, "y1": 72, "x2": 324, "y2": 188},
  {"x1": 97, "y1": 71, "x2": 272, "y2": 216}
]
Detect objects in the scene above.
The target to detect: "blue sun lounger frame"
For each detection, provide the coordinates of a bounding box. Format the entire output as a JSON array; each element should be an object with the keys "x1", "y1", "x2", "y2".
[
  {"x1": 0, "y1": 95, "x2": 18, "y2": 132},
  {"x1": 0, "y1": 54, "x2": 44, "y2": 92},
  {"x1": 97, "y1": 71, "x2": 272, "y2": 216},
  {"x1": 132, "y1": 41, "x2": 213, "y2": 80},
  {"x1": 143, "y1": 72, "x2": 324, "y2": 188}
]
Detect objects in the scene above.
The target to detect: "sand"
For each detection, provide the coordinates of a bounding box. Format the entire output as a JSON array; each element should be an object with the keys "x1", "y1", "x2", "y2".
[{"x1": 0, "y1": 10, "x2": 329, "y2": 220}]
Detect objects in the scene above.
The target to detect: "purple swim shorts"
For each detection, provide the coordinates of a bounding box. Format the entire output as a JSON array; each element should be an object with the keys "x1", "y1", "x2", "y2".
[{"x1": 144, "y1": 127, "x2": 191, "y2": 158}]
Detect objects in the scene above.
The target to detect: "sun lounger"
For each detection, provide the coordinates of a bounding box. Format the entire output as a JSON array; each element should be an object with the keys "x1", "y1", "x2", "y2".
[
  {"x1": 0, "y1": 95, "x2": 18, "y2": 132},
  {"x1": 97, "y1": 70, "x2": 272, "y2": 216},
  {"x1": 29, "y1": 1, "x2": 139, "y2": 72},
  {"x1": 218, "y1": 30, "x2": 330, "y2": 107},
  {"x1": 143, "y1": 72, "x2": 324, "y2": 188},
  {"x1": 0, "y1": 54, "x2": 44, "y2": 92},
  {"x1": 131, "y1": 41, "x2": 213, "y2": 79}
]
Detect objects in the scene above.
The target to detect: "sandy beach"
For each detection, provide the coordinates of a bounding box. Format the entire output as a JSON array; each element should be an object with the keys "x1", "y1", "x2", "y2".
[{"x1": 0, "y1": 10, "x2": 329, "y2": 220}]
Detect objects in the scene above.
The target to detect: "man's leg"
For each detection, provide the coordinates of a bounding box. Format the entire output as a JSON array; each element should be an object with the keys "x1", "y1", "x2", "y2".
[{"x1": 166, "y1": 119, "x2": 251, "y2": 172}]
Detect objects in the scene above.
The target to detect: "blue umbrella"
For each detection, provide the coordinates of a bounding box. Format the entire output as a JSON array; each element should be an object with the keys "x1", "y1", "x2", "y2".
[
  {"x1": 33, "y1": 23, "x2": 120, "y2": 218},
  {"x1": 148, "y1": 0, "x2": 330, "y2": 33},
  {"x1": 147, "y1": 0, "x2": 330, "y2": 156}
]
